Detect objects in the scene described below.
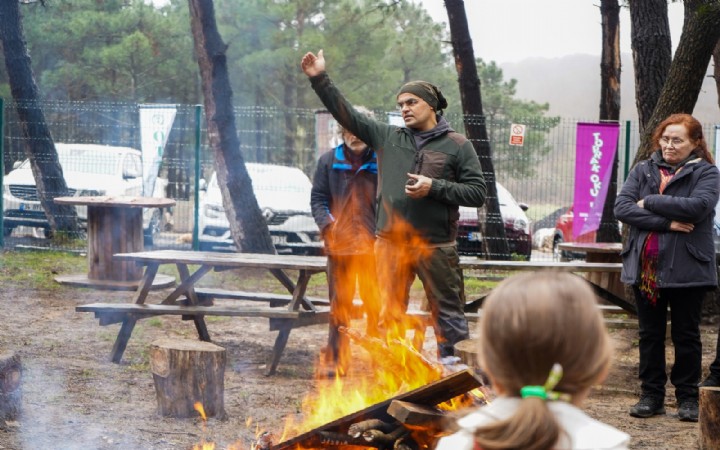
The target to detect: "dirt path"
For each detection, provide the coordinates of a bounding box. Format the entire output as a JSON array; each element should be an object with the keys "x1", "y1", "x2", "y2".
[{"x1": 0, "y1": 280, "x2": 717, "y2": 449}]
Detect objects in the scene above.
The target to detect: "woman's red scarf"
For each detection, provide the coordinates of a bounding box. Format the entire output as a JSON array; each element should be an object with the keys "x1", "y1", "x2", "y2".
[{"x1": 639, "y1": 167, "x2": 675, "y2": 305}]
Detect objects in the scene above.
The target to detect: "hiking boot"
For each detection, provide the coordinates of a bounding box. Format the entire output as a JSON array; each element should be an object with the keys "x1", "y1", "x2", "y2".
[
  {"x1": 678, "y1": 400, "x2": 699, "y2": 422},
  {"x1": 699, "y1": 373, "x2": 720, "y2": 388},
  {"x1": 629, "y1": 395, "x2": 665, "y2": 418}
]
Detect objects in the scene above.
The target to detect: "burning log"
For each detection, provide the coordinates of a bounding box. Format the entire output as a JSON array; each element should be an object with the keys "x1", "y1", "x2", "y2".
[
  {"x1": 388, "y1": 400, "x2": 447, "y2": 430},
  {"x1": 149, "y1": 338, "x2": 226, "y2": 418},
  {"x1": 270, "y1": 369, "x2": 482, "y2": 450},
  {"x1": 362, "y1": 425, "x2": 409, "y2": 445},
  {"x1": 318, "y1": 431, "x2": 380, "y2": 447},
  {"x1": 348, "y1": 418, "x2": 397, "y2": 437},
  {"x1": 394, "y1": 434, "x2": 419, "y2": 450},
  {"x1": 0, "y1": 350, "x2": 22, "y2": 421},
  {"x1": 254, "y1": 431, "x2": 275, "y2": 450}
]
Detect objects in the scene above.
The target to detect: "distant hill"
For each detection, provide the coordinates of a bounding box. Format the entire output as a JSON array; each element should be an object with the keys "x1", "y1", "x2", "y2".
[{"x1": 500, "y1": 53, "x2": 718, "y2": 124}]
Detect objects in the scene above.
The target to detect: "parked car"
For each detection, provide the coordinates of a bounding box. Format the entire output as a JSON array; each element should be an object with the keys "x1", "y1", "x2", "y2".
[
  {"x1": 198, "y1": 164, "x2": 323, "y2": 254},
  {"x1": 2, "y1": 143, "x2": 167, "y2": 245},
  {"x1": 552, "y1": 206, "x2": 596, "y2": 259},
  {"x1": 457, "y1": 182, "x2": 532, "y2": 260}
]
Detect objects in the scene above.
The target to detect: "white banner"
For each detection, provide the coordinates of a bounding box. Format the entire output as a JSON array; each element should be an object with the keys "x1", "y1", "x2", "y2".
[
  {"x1": 139, "y1": 104, "x2": 176, "y2": 196},
  {"x1": 715, "y1": 125, "x2": 720, "y2": 169}
]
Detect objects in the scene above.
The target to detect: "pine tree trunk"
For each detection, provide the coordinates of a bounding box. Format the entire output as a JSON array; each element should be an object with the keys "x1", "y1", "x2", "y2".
[
  {"x1": 629, "y1": 0, "x2": 672, "y2": 136},
  {"x1": 0, "y1": 0, "x2": 80, "y2": 238},
  {"x1": 597, "y1": 0, "x2": 621, "y2": 244},
  {"x1": 635, "y1": 0, "x2": 720, "y2": 164},
  {"x1": 187, "y1": 0, "x2": 275, "y2": 253},
  {"x1": 444, "y1": 0, "x2": 510, "y2": 260}
]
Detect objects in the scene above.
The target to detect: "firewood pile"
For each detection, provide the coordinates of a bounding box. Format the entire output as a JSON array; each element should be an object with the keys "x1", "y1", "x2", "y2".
[{"x1": 257, "y1": 369, "x2": 486, "y2": 450}]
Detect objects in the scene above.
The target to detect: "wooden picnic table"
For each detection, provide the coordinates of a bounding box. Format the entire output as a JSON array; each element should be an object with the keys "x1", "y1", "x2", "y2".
[
  {"x1": 77, "y1": 250, "x2": 330, "y2": 375},
  {"x1": 75, "y1": 250, "x2": 631, "y2": 374},
  {"x1": 54, "y1": 196, "x2": 176, "y2": 290}
]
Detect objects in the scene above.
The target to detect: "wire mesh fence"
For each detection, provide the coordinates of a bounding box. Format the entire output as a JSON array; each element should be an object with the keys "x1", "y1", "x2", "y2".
[{"x1": 1, "y1": 99, "x2": 717, "y2": 261}]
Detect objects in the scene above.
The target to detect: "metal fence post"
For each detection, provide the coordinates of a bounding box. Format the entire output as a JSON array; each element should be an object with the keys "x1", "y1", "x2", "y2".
[
  {"x1": 624, "y1": 120, "x2": 631, "y2": 180},
  {"x1": 0, "y1": 97, "x2": 4, "y2": 249},
  {"x1": 192, "y1": 104, "x2": 202, "y2": 251}
]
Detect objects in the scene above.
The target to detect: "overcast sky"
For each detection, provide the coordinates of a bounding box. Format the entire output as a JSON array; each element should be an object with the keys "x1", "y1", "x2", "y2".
[{"x1": 418, "y1": 0, "x2": 686, "y2": 64}]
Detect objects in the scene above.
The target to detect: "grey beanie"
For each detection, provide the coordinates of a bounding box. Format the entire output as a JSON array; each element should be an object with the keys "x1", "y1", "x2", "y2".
[{"x1": 396, "y1": 81, "x2": 448, "y2": 113}]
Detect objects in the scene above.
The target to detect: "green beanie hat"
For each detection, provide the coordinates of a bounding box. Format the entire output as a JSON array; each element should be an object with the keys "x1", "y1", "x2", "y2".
[{"x1": 396, "y1": 81, "x2": 448, "y2": 113}]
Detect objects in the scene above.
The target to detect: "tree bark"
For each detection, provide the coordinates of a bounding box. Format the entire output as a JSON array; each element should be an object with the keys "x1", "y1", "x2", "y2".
[
  {"x1": 634, "y1": 0, "x2": 720, "y2": 164},
  {"x1": 700, "y1": 386, "x2": 720, "y2": 449},
  {"x1": 444, "y1": 0, "x2": 510, "y2": 260},
  {"x1": 597, "y1": 0, "x2": 622, "y2": 244},
  {"x1": 0, "y1": 351, "x2": 22, "y2": 421},
  {"x1": 0, "y1": 1, "x2": 80, "y2": 237},
  {"x1": 187, "y1": 0, "x2": 275, "y2": 253},
  {"x1": 629, "y1": 0, "x2": 672, "y2": 136},
  {"x1": 713, "y1": 38, "x2": 720, "y2": 110}
]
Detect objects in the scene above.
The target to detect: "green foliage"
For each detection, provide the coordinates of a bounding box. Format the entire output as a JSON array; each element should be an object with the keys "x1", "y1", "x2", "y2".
[
  {"x1": 472, "y1": 58, "x2": 561, "y2": 179},
  {"x1": 18, "y1": 0, "x2": 196, "y2": 102},
  {"x1": 0, "y1": 0, "x2": 558, "y2": 170}
]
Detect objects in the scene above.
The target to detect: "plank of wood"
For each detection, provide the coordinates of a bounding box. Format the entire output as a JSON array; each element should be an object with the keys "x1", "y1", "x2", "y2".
[
  {"x1": 387, "y1": 399, "x2": 446, "y2": 428},
  {"x1": 113, "y1": 250, "x2": 328, "y2": 271},
  {"x1": 76, "y1": 302, "x2": 328, "y2": 319},
  {"x1": 459, "y1": 260, "x2": 622, "y2": 272},
  {"x1": 193, "y1": 287, "x2": 332, "y2": 306}
]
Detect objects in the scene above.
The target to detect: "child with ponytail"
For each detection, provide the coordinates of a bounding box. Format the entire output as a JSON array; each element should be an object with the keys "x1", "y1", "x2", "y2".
[{"x1": 435, "y1": 272, "x2": 630, "y2": 450}]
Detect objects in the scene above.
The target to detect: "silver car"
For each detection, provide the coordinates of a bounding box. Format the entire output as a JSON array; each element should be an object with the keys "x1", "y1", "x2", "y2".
[{"x1": 198, "y1": 163, "x2": 322, "y2": 254}]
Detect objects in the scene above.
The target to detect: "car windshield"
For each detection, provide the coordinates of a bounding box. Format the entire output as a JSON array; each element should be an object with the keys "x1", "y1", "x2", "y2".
[{"x1": 18, "y1": 147, "x2": 123, "y2": 176}]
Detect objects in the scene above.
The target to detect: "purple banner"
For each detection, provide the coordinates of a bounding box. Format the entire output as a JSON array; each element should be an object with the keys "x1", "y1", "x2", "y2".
[{"x1": 572, "y1": 122, "x2": 620, "y2": 240}]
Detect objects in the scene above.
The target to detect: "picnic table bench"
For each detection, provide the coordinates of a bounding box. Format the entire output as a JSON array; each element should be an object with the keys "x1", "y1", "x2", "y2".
[
  {"x1": 76, "y1": 250, "x2": 330, "y2": 375},
  {"x1": 76, "y1": 250, "x2": 629, "y2": 375},
  {"x1": 458, "y1": 259, "x2": 632, "y2": 314}
]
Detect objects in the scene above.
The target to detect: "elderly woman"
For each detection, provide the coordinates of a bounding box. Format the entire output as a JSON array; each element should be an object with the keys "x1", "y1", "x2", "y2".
[{"x1": 614, "y1": 113, "x2": 719, "y2": 423}]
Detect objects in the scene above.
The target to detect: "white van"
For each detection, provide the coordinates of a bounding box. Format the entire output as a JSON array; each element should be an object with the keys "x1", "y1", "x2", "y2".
[{"x1": 2, "y1": 143, "x2": 167, "y2": 245}]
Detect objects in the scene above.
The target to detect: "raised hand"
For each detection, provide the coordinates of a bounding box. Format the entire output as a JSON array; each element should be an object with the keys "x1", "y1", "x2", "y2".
[{"x1": 300, "y1": 50, "x2": 325, "y2": 77}]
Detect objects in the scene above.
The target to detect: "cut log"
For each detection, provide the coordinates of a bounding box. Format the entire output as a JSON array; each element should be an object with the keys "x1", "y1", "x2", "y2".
[
  {"x1": 454, "y1": 339, "x2": 491, "y2": 386},
  {"x1": 0, "y1": 351, "x2": 22, "y2": 421},
  {"x1": 149, "y1": 338, "x2": 226, "y2": 418},
  {"x1": 700, "y1": 386, "x2": 720, "y2": 449},
  {"x1": 272, "y1": 369, "x2": 482, "y2": 449},
  {"x1": 454, "y1": 339, "x2": 479, "y2": 369},
  {"x1": 388, "y1": 399, "x2": 446, "y2": 429}
]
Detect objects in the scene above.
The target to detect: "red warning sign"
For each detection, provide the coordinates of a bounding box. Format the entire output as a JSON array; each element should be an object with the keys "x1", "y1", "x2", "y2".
[{"x1": 509, "y1": 123, "x2": 526, "y2": 146}]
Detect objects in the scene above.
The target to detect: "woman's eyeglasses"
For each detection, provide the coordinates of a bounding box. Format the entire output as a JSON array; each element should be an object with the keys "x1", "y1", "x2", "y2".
[{"x1": 660, "y1": 137, "x2": 685, "y2": 146}]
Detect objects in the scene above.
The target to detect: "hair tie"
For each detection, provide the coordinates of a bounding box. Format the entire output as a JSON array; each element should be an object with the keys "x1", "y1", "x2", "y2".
[{"x1": 520, "y1": 363, "x2": 571, "y2": 401}]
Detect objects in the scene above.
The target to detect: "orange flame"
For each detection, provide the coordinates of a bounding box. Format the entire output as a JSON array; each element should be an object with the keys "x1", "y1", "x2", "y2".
[
  {"x1": 280, "y1": 211, "x2": 469, "y2": 441},
  {"x1": 193, "y1": 212, "x2": 479, "y2": 449}
]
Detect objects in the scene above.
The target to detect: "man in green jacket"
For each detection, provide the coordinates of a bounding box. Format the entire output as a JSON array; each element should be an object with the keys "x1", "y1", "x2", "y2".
[{"x1": 301, "y1": 50, "x2": 487, "y2": 359}]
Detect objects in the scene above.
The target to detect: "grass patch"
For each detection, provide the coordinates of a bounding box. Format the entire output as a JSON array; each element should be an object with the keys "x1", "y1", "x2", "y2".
[{"x1": 0, "y1": 249, "x2": 87, "y2": 290}]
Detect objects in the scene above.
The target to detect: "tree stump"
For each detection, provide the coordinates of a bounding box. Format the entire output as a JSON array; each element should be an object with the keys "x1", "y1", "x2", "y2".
[
  {"x1": 0, "y1": 351, "x2": 22, "y2": 421},
  {"x1": 454, "y1": 338, "x2": 490, "y2": 385},
  {"x1": 700, "y1": 386, "x2": 720, "y2": 449},
  {"x1": 149, "y1": 338, "x2": 226, "y2": 418}
]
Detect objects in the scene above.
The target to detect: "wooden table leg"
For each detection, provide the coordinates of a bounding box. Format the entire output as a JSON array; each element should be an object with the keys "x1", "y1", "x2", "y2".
[
  {"x1": 266, "y1": 321, "x2": 292, "y2": 376},
  {"x1": 110, "y1": 316, "x2": 138, "y2": 363},
  {"x1": 270, "y1": 268, "x2": 317, "y2": 311},
  {"x1": 192, "y1": 317, "x2": 211, "y2": 342}
]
